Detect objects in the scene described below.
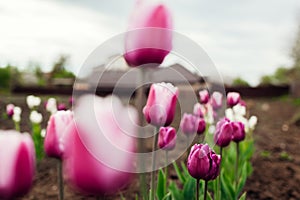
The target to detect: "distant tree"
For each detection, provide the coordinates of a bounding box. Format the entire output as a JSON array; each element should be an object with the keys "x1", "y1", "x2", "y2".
[
  {"x1": 259, "y1": 75, "x2": 273, "y2": 86},
  {"x1": 232, "y1": 77, "x2": 250, "y2": 87}
]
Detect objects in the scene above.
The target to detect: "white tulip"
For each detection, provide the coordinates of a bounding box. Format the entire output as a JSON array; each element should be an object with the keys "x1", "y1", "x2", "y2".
[
  {"x1": 26, "y1": 95, "x2": 41, "y2": 109},
  {"x1": 30, "y1": 110, "x2": 43, "y2": 124},
  {"x1": 233, "y1": 104, "x2": 246, "y2": 116},
  {"x1": 248, "y1": 116, "x2": 258, "y2": 130},
  {"x1": 12, "y1": 106, "x2": 22, "y2": 122},
  {"x1": 225, "y1": 108, "x2": 234, "y2": 121},
  {"x1": 46, "y1": 98, "x2": 57, "y2": 114}
]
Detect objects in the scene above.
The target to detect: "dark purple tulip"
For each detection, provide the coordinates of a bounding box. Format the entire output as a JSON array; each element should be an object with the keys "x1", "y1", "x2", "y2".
[
  {"x1": 214, "y1": 118, "x2": 233, "y2": 147},
  {"x1": 231, "y1": 121, "x2": 246, "y2": 142},
  {"x1": 196, "y1": 118, "x2": 206, "y2": 135},
  {"x1": 6, "y1": 104, "x2": 14, "y2": 117},
  {"x1": 143, "y1": 83, "x2": 178, "y2": 127},
  {"x1": 210, "y1": 92, "x2": 223, "y2": 110},
  {"x1": 180, "y1": 113, "x2": 198, "y2": 135},
  {"x1": 158, "y1": 127, "x2": 176, "y2": 150},
  {"x1": 227, "y1": 92, "x2": 240, "y2": 107},
  {"x1": 187, "y1": 143, "x2": 221, "y2": 181},
  {"x1": 57, "y1": 103, "x2": 67, "y2": 111},
  {"x1": 199, "y1": 90, "x2": 210, "y2": 104}
]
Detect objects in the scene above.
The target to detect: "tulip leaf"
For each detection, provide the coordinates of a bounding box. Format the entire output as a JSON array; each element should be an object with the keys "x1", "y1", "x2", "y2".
[
  {"x1": 157, "y1": 169, "x2": 166, "y2": 200},
  {"x1": 221, "y1": 171, "x2": 235, "y2": 199},
  {"x1": 237, "y1": 163, "x2": 248, "y2": 196},
  {"x1": 183, "y1": 177, "x2": 196, "y2": 200},
  {"x1": 173, "y1": 162, "x2": 186, "y2": 183},
  {"x1": 162, "y1": 193, "x2": 172, "y2": 200},
  {"x1": 168, "y1": 182, "x2": 184, "y2": 200},
  {"x1": 239, "y1": 192, "x2": 247, "y2": 200},
  {"x1": 180, "y1": 161, "x2": 190, "y2": 177}
]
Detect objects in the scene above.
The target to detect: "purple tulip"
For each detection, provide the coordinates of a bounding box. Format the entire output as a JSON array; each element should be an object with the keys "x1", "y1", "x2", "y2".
[
  {"x1": 231, "y1": 121, "x2": 246, "y2": 143},
  {"x1": 57, "y1": 103, "x2": 67, "y2": 111},
  {"x1": 187, "y1": 143, "x2": 221, "y2": 181},
  {"x1": 193, "y1": 103, "x2": 204, "y2": 118},
  {"x1": 196, "y1": 118, "x2": 206, "y2": 135},
  {"x1": 124, "y1": 1, "x2": 172, "y2": 67},
  {"x1": 199, "y1": 90, "x2": 210, "y2": 104},
  {"x1": 0, "y1": 130, "x2": 35, "y2": 199},
  {"x1": 214, "y1": 118, "x2": 233, "y2": 147},
  {"x1": 210, "y1": 91, "x2": 223, "y2": 110},
  {"x1": 158, "y1": 126, "x2": 176, "y2": 150},
  {"x1": 143, "y1": 82, "x2": 178, "y2": 127},
  {"x1": 63, "y1": 95, "x2": 137, "y2": 195},
  {"x1": 227, "y1": 92, "x2": 241, "y2": 107},
  {"x1": 44, "y1": 110, "x2": 73, "y2": 159},
  {"x1": 6, "y1": 104, "x2": 14, "y2": 117},
  {"x1": 180, "y1": 113, "x2": 198, "y2": 135}
]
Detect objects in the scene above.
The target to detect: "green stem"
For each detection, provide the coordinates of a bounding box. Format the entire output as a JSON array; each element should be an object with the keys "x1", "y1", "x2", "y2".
[
  {"x1": 219, "y1": 147, "x2": 223, "y2": 200},
  {"x1": 204, "y1": 180, "x2": 208, "y2": 200},
  {"x1": 15, "y1": 121, "x2": 20, "y2": 132},
  {"x1": 235, "y1": 142, "x2": 240, "y2": 199},
  {"x1": 57, "y1": 160, "x2": 64, "y2": 200},
  {"x1": 165, "y1": 151, "x2": 168, "y2": 182},
  {"x1": 196, "y1": 179, "x2": 200, "y2": 200},
  {"x1": 150, "y1": 127, "x2": 159, "y2": 200}
]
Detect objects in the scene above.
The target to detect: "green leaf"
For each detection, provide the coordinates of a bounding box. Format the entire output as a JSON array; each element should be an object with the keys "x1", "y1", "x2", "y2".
[
  {"x1": 237, "y1": 163, "x2": 248, "y2": 196},
  {"x1": 183, "y1": 177, "x2": 196, "y2": 200},
  {"x1": 173, "y1": 162, "x2": 186, "y2": 183},
  {"x1": 221, "y1": 171, "x2": 235, "y2": 199},
  {"x1": 239, "y1": 192, "x2": 247, "y2": 200},
  {"x1": 157, "y1": 169, "x2": 166, "y2": 200},
  {"x1": 162, "y1": 193, "x2": 172, "y2": 200},
  {"x1": 180, "y1": 161, "x2": 190, "y2": 177},
  {"x1": 169, "y1": 182, "x2": 184, "y2": 200}
]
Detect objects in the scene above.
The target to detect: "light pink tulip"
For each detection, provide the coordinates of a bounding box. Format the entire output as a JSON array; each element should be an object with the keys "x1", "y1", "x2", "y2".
[
  {"x1": 124, "y1": 1, "x2": 173, "y2": 67},
  {"x1": 0, "y1": 130, "x2": 35, "y2": 199},
  {"x1": 63, "y1": 95, "x2": 137, "y2": 195},
  {"x1": 199, "y1": 90, "x2": 210, "y2": 104},
  {"x1": 143, "y1": 82, "x2": 178, "y2": 127},
  {"x1": 44, "y1": 110, "x2": 73, "y2": 159},
  {"x1": 227, "y1": 92, "x2": 241, "y2": 107},
  {"x1": 158, "y1": 126, "x2": 177, "y2": 150},
  {"x1": 210, "y1": 91, "x2": 223, "y2": 110},
  {"x1": 180, "y1": 113, "x2": 198, "y2": 136}
]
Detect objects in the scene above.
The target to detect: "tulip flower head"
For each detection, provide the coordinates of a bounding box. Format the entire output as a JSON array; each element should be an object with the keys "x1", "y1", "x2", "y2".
[
  {"x1": 227, "y1": 92, "x2": 240, "y2": 107},
  {"x1": 231, "y1": 121, "x2": 246, "y2": 143},
  {"x1": 12, "y1": 106, "x2": 22, "y2": 123},
  {"x1": 44, "y1": 110, "x2": 73, "y2": 159},
  {"x1": 180, "y1": 113, "x2": 198, "y2": 135},
  {"x1": 193, "y1": 103, "x2": 204, "y2": 118},
  {"x1": 46, "y1": 97, "x2": 57, "y2": 114},
  {"x1": 187, "y1": 143, "x2": 221, "y2": 181},
  {"x1": 158, "y1": 126, "x2": 176, "y2": 150},
  {"x1": 143, "y1": 82, "x2": 178, "y2": 127},
  {"x1": 199, "y1": 90, "x2": 210, "y2": 104},
  {"x1": 248, "y1": 116, "x2": 258, "y2": 130},
  {"x1": 57, "y1": 103, "x2": 67, "y2": 111},
  {"x1": 63, "y1": 95, "x2": 137, "y2": 195},
  {"x1": 26, "y1": 95, "x2": 41, "y2": 109},
  {"x1": 29, "y1": 110, "x2": 43, "y2": 124},
  {"x1": 6, "y1": 104, "x2": 14, "y2": 118},
  {"x1": 214, "y1": 118, "x2": 233, "y2": 147},
  {"x1": 196, "y1": 117, "x2": 206, "y2": 135},
  {"x1": 0, "y1": 130, "x2": 35, "y2": 199},
  {"x1": 210, "y1": 91, "x2": 223, "y2": 110},
  {"x1": 124, "y1": 1, "x2": 173, "y2": 67}
]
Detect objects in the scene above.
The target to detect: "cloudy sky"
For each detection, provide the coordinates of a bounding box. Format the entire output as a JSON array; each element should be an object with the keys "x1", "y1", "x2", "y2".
[{"x1": 0, "y1": 0, "x2": 300, "y2": 85}]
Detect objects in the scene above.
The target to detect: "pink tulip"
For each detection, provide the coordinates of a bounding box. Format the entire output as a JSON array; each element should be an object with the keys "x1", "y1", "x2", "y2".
[
  {"x1": 63, "y1": 95, "x2": 137, "y2": 195},
  {"x1": 231, "y1": 121, "x2": 246, "y2": 143},
  {"x1": 6, "y1": 104, "x2": 14, "y2": 117},
  {"x1": 193, "y1": 103, "x2": 204, "y2": 118},
  {"x1": 199, "y1": 90, "x2": 210, "y2": 104},
  {"x1": 227, "y1": 92, "x2": 241, "y2": 107},
  {"x1": 210, "y1": 91, "x2": 223, "y2": 110},
  {"x1": 44, "y1": 110, "x2": 73, "y2": 159},
  {"x1": 57, "y1": 103, "x2": 67, "y2": 111},
  {"x1": 158, "y1": 127, "x2": 177, "y2": 150},
  {"x1": 0, "y1": 130, "x2": 35, "y2": 199},
  {"x1": 143, "y1": 83, "x2": 178, "y2": 127},
  {"x1": 180, "y1": 113, "x2": 198, "y2": 135},
  {"x1": 124, "y1": 1, "x2": 173, "y2": 67},
  {"x1": 214, "y1": 118, "x2": 233, "y2": 147}
]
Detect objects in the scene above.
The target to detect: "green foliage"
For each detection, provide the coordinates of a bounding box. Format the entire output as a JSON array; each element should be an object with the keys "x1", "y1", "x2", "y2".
[
  {"x1": 260, "y1": 150, "x2": 271, "y2": 158},
  {"x1": 0, "y1": 66, "x2": 11, "y2": 90},
  {"x1": 232, "y1": 77, "x2": 250, "y2": 87},
  {"x1": 259, "y1": 66, "x2": 290, "y2": 86},
  {"x1": 32, "y1": 123, "x2": 44, "y2": 160},
  {"x1": 51, "y1": 55, "x2": 75, "y2": 79}
]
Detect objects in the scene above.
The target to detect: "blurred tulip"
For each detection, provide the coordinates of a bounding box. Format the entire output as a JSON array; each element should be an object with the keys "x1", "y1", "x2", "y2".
[
  {"x1": 199, "y1": 90, "x2": 210, "y2": 104},
  {"x1": 44, "y1": 110, "x2": 73, "y2": 159},
  {"x1": 69, "y1": 96, "x2": 74, "y2": 106},
  {"x1": 180, "y1": 113, "x2": 197, "y2": 135},
  {"x1": 227, "y1": 92, "x2": 240, "y2": 107},
  {"x1": 187, "y1": 143, "x2": 221, "y2": 181},
  {"x1": 233, "y1": 103, "x2": 246, "y2": 116},
  {"x1": 63, "y1": 95, "x2": 137, "y2": 195},
  {"x1": 124, "y1": 1, "x2": 172, "y2": 67},
  {"x1": 196, "y1": 118, "x2": 206, "y2": 135},
  {"x1": 248, "y1": 116, "x2": 258, "y2": 130},
  {"x1": 6, "y1": 104, "x2": 14, "y2": 118},
  {"x1": 57, "y1": 103, "x2": 67, "y2": 111},
  {"x1": 193, "y1": 103, "x2": 204, "y2": 118},
  {"x1": 210, "y1": 92, "x2": 223, "y2": 110},
  {"x1": 29, "y1": 110, "x2": 43, "y2": 124},
  {"x1": 158, "y1": 126, "x2": 176, "y2": 150},
  {"x1": 231, "y1": 121, "x2": 245, "y2": 142},
  {"x1": 26, "y1": 95, "x2": 41, "y2": 109},
  {"x1": 46, "y1": 98, "x2": 57, "y2": 114},
  {"x1": 12, "y1": 106, "x2": 22, "y2": 123},
  {"x1": 143, "y1": 82, "x2": 178, "y2": 127},
  {"x1": 0, "y1": 130, "x2": 35, "y2": 199},
  {"x1": 214, "y1": 118, "x2": 233, "y2": 147}
]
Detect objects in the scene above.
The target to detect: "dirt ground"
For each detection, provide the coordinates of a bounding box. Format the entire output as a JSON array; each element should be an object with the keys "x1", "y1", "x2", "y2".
[{"x1": 1, "y1": 95, "x2": 300, "y2": 199}]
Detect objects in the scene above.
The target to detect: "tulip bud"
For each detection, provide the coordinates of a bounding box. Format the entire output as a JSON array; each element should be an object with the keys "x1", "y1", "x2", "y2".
[
  {"x1": 12, "y1": 106, "x2": 22, "y2": 123},
  {"x1": 44, "y1": 110, "x2": 73, "y2": 159},
  {"x1": 0, "y1": 130, "x2": 35, "y2": 199},
  {"x1": 6, "y1": 104, "x2": 14, "y2": 117},
  {"x1": 193, "y1": 103, "x2": 204, "y2": 118},
  {"x1": 210, "y1": 92, "x2": 223, "y2": 110},
  {"x1": 231, "y1": 121, "x2": 245, "y2": 142},
  {"x1": 199, "y1": 90, "x2": 210, "y2": 104},
  {"x1": 124, "y1": 2, "x2": 172, "y2": 67},
  {"x1": 196, "y1": 118, "x2": 206, "y2": 135},
  {"x1": 158, "y1": 126, "x2": 176, "y2": 150},
  {"x1": 187, "y1": 143, "x2": 221, "y2": 181},
  {"x1": 29, "y1": 110, "x2": 43, "y2": 124},
  {"x1": 214, "y1": 118, "x2": 233, "y2": 147},
  {"x1": 227, "y1": 92, "x2": 241, "y2": 107},
  {"x1": 180, "y1": 113, "x2": 197, "y2": 135},
  {"x1": 26, "y1": 95, "x2": 41, "y2": 109},
  {"x1": 143, "y1": 82, "x2": 178, "y2": 127}
]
